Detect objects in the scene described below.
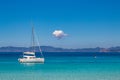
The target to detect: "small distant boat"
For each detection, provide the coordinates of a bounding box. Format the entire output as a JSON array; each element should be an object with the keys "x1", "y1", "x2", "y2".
[
  {"x1": 94, "y1": 56, "x2": 97, "y2": 59},
  {"x1": 18, "y1": 26, "x2": 44, "y2": 63}
]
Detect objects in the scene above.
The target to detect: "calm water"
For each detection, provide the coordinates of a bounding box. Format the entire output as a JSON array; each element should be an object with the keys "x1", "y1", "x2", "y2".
[{"x1": 0, "y1": 52, "x2": 120, "y2": 80}]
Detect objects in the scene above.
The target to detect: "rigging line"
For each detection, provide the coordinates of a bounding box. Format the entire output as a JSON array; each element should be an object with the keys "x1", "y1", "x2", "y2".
[{"x1": 34, "y1": 29, "x2": 44, "y2": 58}]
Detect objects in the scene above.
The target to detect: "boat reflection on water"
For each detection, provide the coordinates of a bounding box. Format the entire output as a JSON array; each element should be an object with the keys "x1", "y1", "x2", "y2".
[{"x1": 20, "y1": 62, "x2": 44, "y2": 66}]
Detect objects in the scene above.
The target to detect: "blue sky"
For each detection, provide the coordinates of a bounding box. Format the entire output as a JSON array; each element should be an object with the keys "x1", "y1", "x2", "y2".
[{"x1": 0, "y1": 0, "x2": 120, "y2": 48}]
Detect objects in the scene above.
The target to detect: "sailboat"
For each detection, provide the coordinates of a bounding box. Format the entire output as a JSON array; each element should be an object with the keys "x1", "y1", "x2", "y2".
[{"x1": 18, "y1": 27, "x2": 44, "y2": 63}]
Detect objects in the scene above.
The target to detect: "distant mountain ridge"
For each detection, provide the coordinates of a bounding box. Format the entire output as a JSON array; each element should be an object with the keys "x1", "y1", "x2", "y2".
[{"x1": 0, "y1": 46, "x2": 120, "y2": 52}]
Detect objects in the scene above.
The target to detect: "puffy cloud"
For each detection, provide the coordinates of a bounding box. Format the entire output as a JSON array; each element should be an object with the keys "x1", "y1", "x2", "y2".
[{"x1": 52, "y1": 30, "x2": 67, "y2": 39}]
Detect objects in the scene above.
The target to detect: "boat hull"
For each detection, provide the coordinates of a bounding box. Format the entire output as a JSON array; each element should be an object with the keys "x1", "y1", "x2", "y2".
[{"x1": 18, "y1": 58, "x2": 44, "y2": 63}]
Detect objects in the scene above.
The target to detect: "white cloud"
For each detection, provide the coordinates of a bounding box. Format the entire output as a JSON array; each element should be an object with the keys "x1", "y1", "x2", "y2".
[{"x1": 52, "y1": 30, "x2": 67, "y2": 39}]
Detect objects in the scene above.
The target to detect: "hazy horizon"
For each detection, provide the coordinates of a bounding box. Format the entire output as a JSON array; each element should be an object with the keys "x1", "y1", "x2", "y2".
[{"x1": 0, "y1": 45, "x2": 120, "y2": 49}]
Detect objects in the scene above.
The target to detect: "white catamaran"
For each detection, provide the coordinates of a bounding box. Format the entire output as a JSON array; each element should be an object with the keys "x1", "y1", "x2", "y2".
[{"x1": 18, "y1": 27, "x2": 44, "y2": 63}]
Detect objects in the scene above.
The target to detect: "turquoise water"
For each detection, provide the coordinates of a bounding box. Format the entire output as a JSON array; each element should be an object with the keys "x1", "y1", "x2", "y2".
[{"x1": 0, "y1": 52, "x2": 120, "y2": 80}]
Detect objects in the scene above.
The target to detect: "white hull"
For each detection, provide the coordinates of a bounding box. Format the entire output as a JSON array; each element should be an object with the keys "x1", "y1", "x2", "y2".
[{"x1": 18, "y1": 58, "x2": 44, "y2": 63}]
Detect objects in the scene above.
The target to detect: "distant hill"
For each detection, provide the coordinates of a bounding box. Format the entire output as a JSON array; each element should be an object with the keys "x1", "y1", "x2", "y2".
[{"x1": 0, "y1": 46, "x2": 120, "y2": 52}]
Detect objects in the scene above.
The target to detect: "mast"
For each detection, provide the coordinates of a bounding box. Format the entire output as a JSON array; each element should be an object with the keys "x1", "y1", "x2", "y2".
[{"x1": 32, "y1": 26, "x2": 35, "y2": 52}]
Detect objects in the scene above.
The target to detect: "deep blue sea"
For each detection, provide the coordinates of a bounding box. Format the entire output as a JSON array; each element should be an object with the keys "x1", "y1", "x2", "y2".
[{"x1": 0, "y1": 52, "x2": 120, "y2": 80}]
